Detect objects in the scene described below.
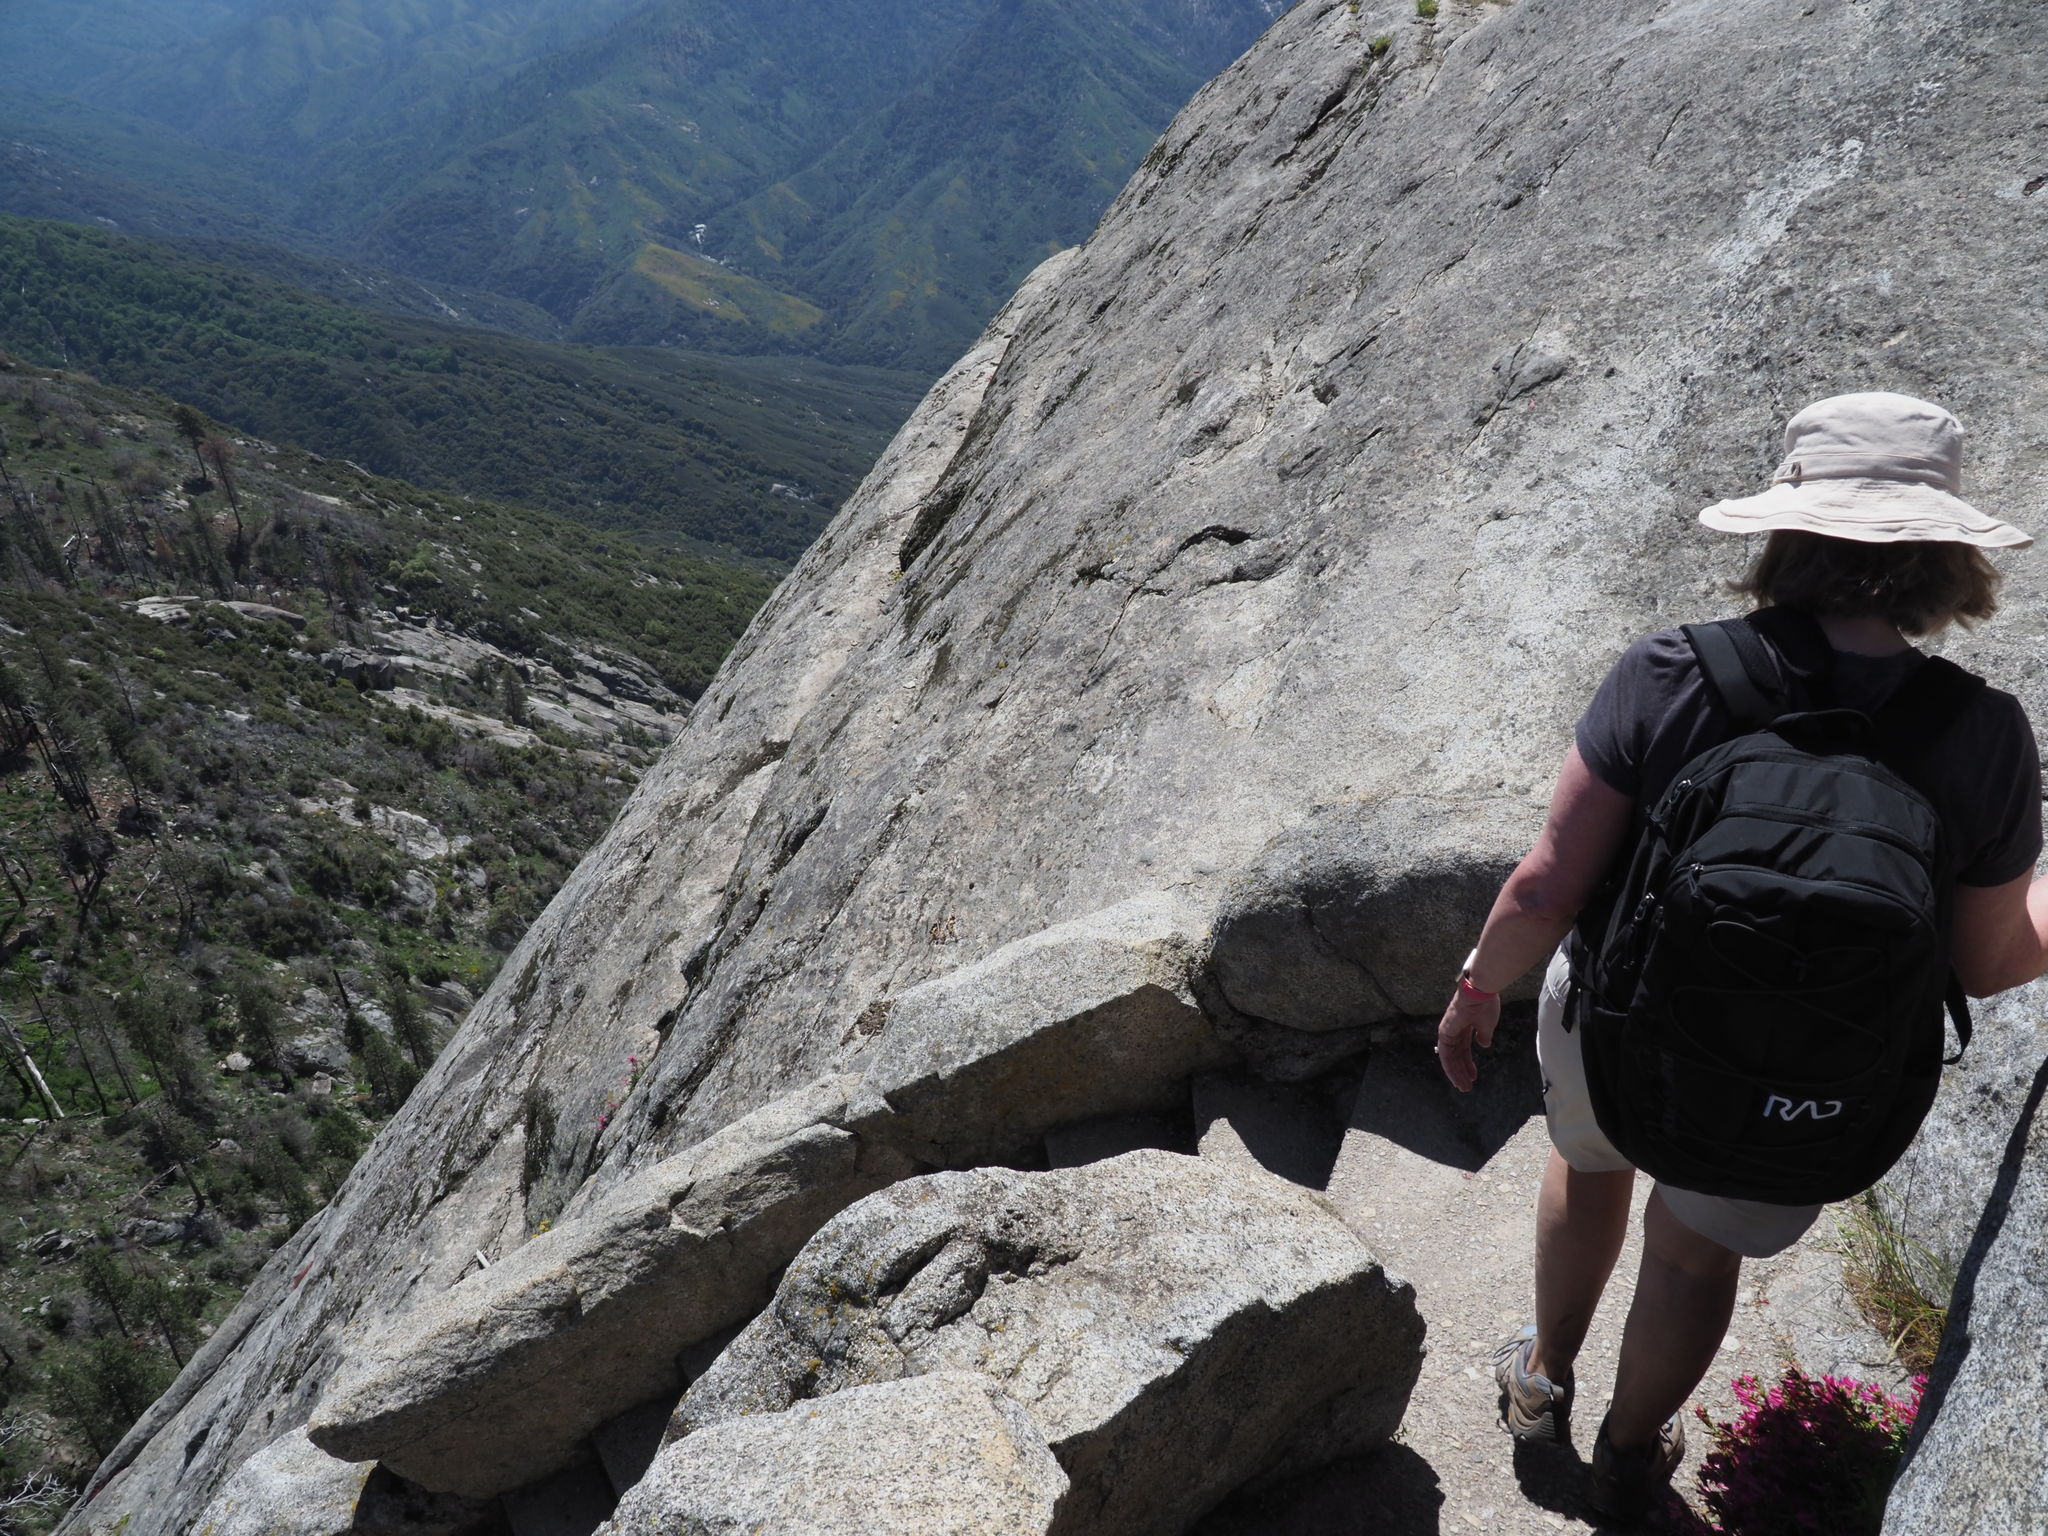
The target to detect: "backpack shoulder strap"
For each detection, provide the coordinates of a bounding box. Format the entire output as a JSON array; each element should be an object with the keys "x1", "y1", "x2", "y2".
[
  {"x1": 1872, "y1": 654, "x2": 1988, "y2": 755},
  {"x1": 1873, "y1": 656, "x2": 1986, "y2": 1065},
  {"x1": 1681, "y1": 617, "x2": 1779, "y2": 728},
  {"x1": 1945, "y1": 974, "x2": 1974, "y2": 1066},
  {"x1": 1746, "y1": 606, "x2": 1837, "y2": 698}
]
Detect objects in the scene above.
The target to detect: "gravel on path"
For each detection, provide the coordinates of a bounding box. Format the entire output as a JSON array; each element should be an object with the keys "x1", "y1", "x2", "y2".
[{"x1": 1193, "y1": 1023, "x2": 1912, "y2": 1535}]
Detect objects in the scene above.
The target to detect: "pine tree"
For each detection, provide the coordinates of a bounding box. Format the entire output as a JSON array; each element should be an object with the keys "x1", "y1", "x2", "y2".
[
  {"x1": 43, "y1": 1335, "x2": 171, "y2": 1459},
  {"x1": 383, "y1": 964, "x2": 435, "y2": 1070},
  {"x1": 251, "y1": 1135, "x2": 317, "y2": 1229},
  {"x1": 311, "y1": 1104, "x2": 365, "y2": 1172},
  {"x1": 199, "y1": 435, "x2": 244, "y2": 574},
  {"x1": 0, "y1": 655, "x2": 34, "y2": 760},
  {"x1": 359, "y1": 1027, "x2": 419, "y2": 1115},
  {"x1": 229, "y1": 970, "x2": 288, "y2": 1089},
  {"x1": 497, "y1": 662, "x2": 529, "y2": 725},
  {"x1": 143, "y1": 1108, "x2": 209, "y2": 1213},
  {"x1": 117, "y1": 982, "x2": 211, "y2": 1116},
  {"x1": 170, "y1": 404, "x2": 209, "y2": 480},
  {"x1": 130, "y1": 1264, "x2": 206, "y2": 1367},
  {"x1": 75, "y1": 1247, "x2": 134, "y2": 1340}
]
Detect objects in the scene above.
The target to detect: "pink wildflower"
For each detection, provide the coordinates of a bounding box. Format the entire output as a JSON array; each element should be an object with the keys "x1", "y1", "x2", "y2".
[{"x1": 1695, "y1": 1367, "x2": 1922, "y2": 1535}]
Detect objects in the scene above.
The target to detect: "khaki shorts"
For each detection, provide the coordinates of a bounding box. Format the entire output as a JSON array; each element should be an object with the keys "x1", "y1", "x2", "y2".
[{"x1": 1535, "y1": 948, "x2": 1823, "y2": 1260}]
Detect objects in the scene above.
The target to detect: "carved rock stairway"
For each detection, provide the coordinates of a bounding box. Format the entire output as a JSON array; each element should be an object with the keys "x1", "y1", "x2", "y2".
[{"x1": 1189, "y1": 1025, "x2": 1913, "y2": 1535}]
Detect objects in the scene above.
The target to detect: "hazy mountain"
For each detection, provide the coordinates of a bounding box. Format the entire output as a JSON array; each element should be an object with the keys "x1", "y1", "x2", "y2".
[{"x1": 0, "y1": 0, "x2": 1281, "y2": 370}]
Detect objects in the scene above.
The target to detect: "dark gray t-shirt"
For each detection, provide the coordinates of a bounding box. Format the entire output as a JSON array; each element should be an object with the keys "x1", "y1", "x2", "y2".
[{"x1": 1575, "y1": 625, "x2": 2043, "y2": 887}]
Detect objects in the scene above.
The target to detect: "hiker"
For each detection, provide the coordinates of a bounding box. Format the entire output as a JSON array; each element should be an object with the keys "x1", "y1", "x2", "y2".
[{"x1": 1434, "y1": 392, "x2": 2044, "y2": 1523}]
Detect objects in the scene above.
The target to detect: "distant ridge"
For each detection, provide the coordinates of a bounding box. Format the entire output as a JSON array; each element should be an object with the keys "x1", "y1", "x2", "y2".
[
  {"x1": 0, "y1": 215, "x2": 924, "y2": 563},
  {"x1": 0, "y1": 0, "x2": 1280, "y2": 372}
]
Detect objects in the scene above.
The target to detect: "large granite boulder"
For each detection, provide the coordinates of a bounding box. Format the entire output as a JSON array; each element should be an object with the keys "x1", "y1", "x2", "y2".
[
  {"x1": 1881, "y1": 1057, "x2": 2048, "y2": 1535},
  {"x1": 306, "y1": 894, "x2": 1233, "y2": 1497},
  {"x1": 306, "y1": 1076, "x2": 915, "y2": 1496},
  {"x1": 65, "y1": 1, "x2": 2048, "y2": 1528},
  {"x1": 862, "y1": 891, "x2": 1232, "y2": 1165},
  {"x1": 601, "y1": 1373, "x2": 1067, "y2": 1536},
  {"x1": 188, "y1": 1432, "x2": 369, "y2": 1536},
  {"x1": 1879, "y1": 983, "x2": 2048, "y2": 1294},
  {"x1": 672, "y1": 1151, "x2": 1424, "y2": 1536},
  {"x1": 1209, "y1": 798, "x2": 1540, "y2": 1039}
]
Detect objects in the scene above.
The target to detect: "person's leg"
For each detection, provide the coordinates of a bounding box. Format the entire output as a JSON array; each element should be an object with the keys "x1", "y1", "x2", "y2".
[
  {"x1": 1527, "y1": 1148, "x2": 1635, "y2": 1384},
  {"x1": 1605, "y1": 1187, "x2": 1743, "y2": 1448}
]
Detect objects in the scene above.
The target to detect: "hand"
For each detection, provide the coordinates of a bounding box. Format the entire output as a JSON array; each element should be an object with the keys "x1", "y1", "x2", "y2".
[{"x1": 1436, "y1": 988, "x2": 1501, "y2": 1093}]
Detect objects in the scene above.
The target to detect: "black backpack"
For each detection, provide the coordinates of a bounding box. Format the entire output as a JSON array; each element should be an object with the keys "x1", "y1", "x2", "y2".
[{"x1": 1570, "y1": 610, "x2": 1980, "y2": 1206}]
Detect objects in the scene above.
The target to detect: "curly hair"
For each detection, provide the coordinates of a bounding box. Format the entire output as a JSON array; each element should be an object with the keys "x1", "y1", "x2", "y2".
[{"x1": 1731, "y1": 530, "x2": 2003, "y2": 637}]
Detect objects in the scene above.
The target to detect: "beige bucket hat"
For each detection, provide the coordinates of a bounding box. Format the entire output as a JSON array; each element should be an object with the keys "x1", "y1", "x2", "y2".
[{"x1": 1698, "y1": 391, "x2": 2032, "y2": 549}]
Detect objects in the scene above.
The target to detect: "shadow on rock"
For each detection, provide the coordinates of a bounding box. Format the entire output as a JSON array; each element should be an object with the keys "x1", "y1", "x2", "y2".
[
  {"x1": 1189, "y1": 1443, "x2": 1445, "y2": 1535},
  {"x1": 1348, "y1": 1018, "x2": 1544, "y2": 1174},
  {"x1": 1510, "y1": 1440, "x2": 1712, "y2": 1535},
  {"x1": 1194, "y1": 1074, "x2": 1350, "y2": 1190}
]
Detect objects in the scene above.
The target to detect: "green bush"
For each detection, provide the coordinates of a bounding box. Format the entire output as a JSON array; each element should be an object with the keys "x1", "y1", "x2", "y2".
[{"x1": 42, "y1": 1335, "x2": 174, "y2": 1460}]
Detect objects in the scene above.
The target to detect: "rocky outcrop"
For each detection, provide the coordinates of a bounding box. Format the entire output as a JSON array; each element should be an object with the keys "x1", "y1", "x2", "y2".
[
  {"x1": 1882, "y1": 1058, "x2": 2048, "y2": 1536},
  {"x1": 668, "y1": 1151, "x2": 1423, "y2": 1536},
  {"x1": 190, "y1": 1433, "x2": 369, "y2": 1536},
  {"x1": 1879, "y1": 984, "x2": 2048, "y2": 1293},
  {"x1": 306, "y1": 1076, "x2": 915, "y2": 1496},
  {"x1": 307, "y1": 893, "x2": 1234, "y2": 1496},
  {"x1": 603, "y1": 1374, "x2": 1068, "y2": 1536},
  {"x1": 1877, "y1": 988, "x2": 2048, "y2": 1533},
  {"x1": 66, "y1": 0, "x2": 2048, "y2": 1529},
  {"x1": 862, "y1": 891, "x2": 1230, "y2": 1165},
  {"x1": 1208, "y1": 798, "x2": 1539, "y2": 1057}
]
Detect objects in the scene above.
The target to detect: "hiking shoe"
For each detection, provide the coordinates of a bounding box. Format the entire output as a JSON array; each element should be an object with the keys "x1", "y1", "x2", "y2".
[
  {"x1": 1587, "y1": 1412, "x2": 1686, "y2": 1525},
  {"x1": 1491, "y1": 1326, "x2": 1574, "y2": 1443}
]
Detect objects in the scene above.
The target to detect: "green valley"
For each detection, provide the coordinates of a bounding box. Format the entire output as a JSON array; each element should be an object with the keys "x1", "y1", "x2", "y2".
[
  {"x1": 0, "y1": 0, "x2": 1281, "y2": 372},
  {"x1": 0, "y1": 217, "x2": 924, "y2": 564}
]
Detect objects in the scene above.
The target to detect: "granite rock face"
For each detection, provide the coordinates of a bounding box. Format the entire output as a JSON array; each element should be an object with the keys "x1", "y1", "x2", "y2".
[
  {"x1": 863, "y1": 891, "x2": 1231, "y2": 1166},
  {"x1": 306, "y1": 1076, "x2": 915, "y2": 1496},
  {"x1": 673, "y1": 1151, "x2": 1424, "y2": 1536},
  {"x1": 1210, "y1": 799, "x2": 1540, "y2": 1037},
  {"x1": 1881, "y1": 1058, "x2": 2048, "y2": 1536},
  {"x1": 601, "y1": 1374, "x2": 1067, "y2": 1536},
  {"x1": 66, "y1": 0, "x2": 2048, "y2": 1528},
  {"x1": 1879, "y1": 983, "x2": 2048, "y2": 1294},
  {"x1": 189, "y1": 1432, "x2": 369, "y2": 1536}
]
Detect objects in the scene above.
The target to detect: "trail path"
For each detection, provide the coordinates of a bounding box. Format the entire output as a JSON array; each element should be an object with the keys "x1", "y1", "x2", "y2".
[{"x1": 1191, "y1": 1021, "x2": 1913, "y2": 1535}]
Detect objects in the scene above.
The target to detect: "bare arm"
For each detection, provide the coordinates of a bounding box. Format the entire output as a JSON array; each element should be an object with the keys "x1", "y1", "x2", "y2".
[
  {"x1": 1952, "y1": 871, "x2": 2048, "y2": 997},
  {"x1": 1436, "y1": 746, "x2": 1635, "y2": 1091}
]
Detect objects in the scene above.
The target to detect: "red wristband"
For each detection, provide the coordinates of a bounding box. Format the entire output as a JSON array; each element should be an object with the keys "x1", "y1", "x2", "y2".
[{"x1": 1456, "y1": 948, "x2": 1499, "y2": 1000}]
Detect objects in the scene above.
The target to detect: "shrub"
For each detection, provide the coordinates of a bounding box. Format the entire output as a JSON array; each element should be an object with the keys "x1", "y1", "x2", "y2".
[
  {"x1": 312, "y1": 1105, "x2": 366, "y2": 1170},
  {"x1": 1831, "y1": 1191, "x2": 1951, "y2": 1372},
  {"x1": 1417, "y1": 0, "x2": 1438, "y2": 15},
  {"x1": 41, "y1": 1334, "x2": 173, "y2": 1459},
  {"x1": 1694, "y1": 1369, "x2": 1923, "y2": 1536}
]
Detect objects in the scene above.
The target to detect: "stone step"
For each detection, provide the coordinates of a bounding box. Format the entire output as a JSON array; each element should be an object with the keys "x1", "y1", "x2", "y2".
[{"x1": 1191, "y1": 1072, "x2": 1347, "y2": 1191}]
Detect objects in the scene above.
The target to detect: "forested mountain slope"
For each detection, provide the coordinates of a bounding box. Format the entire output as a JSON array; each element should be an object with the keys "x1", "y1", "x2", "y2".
[
  {"x1": 0, "y1": 0, "x2": 1280, "y2": 371},
  {"x1": 0, "y1": 217, "x2": 923, "y2": 562},
  {"x1": 0, "y1": 349, "x2": 770, "y2": 1508}
]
